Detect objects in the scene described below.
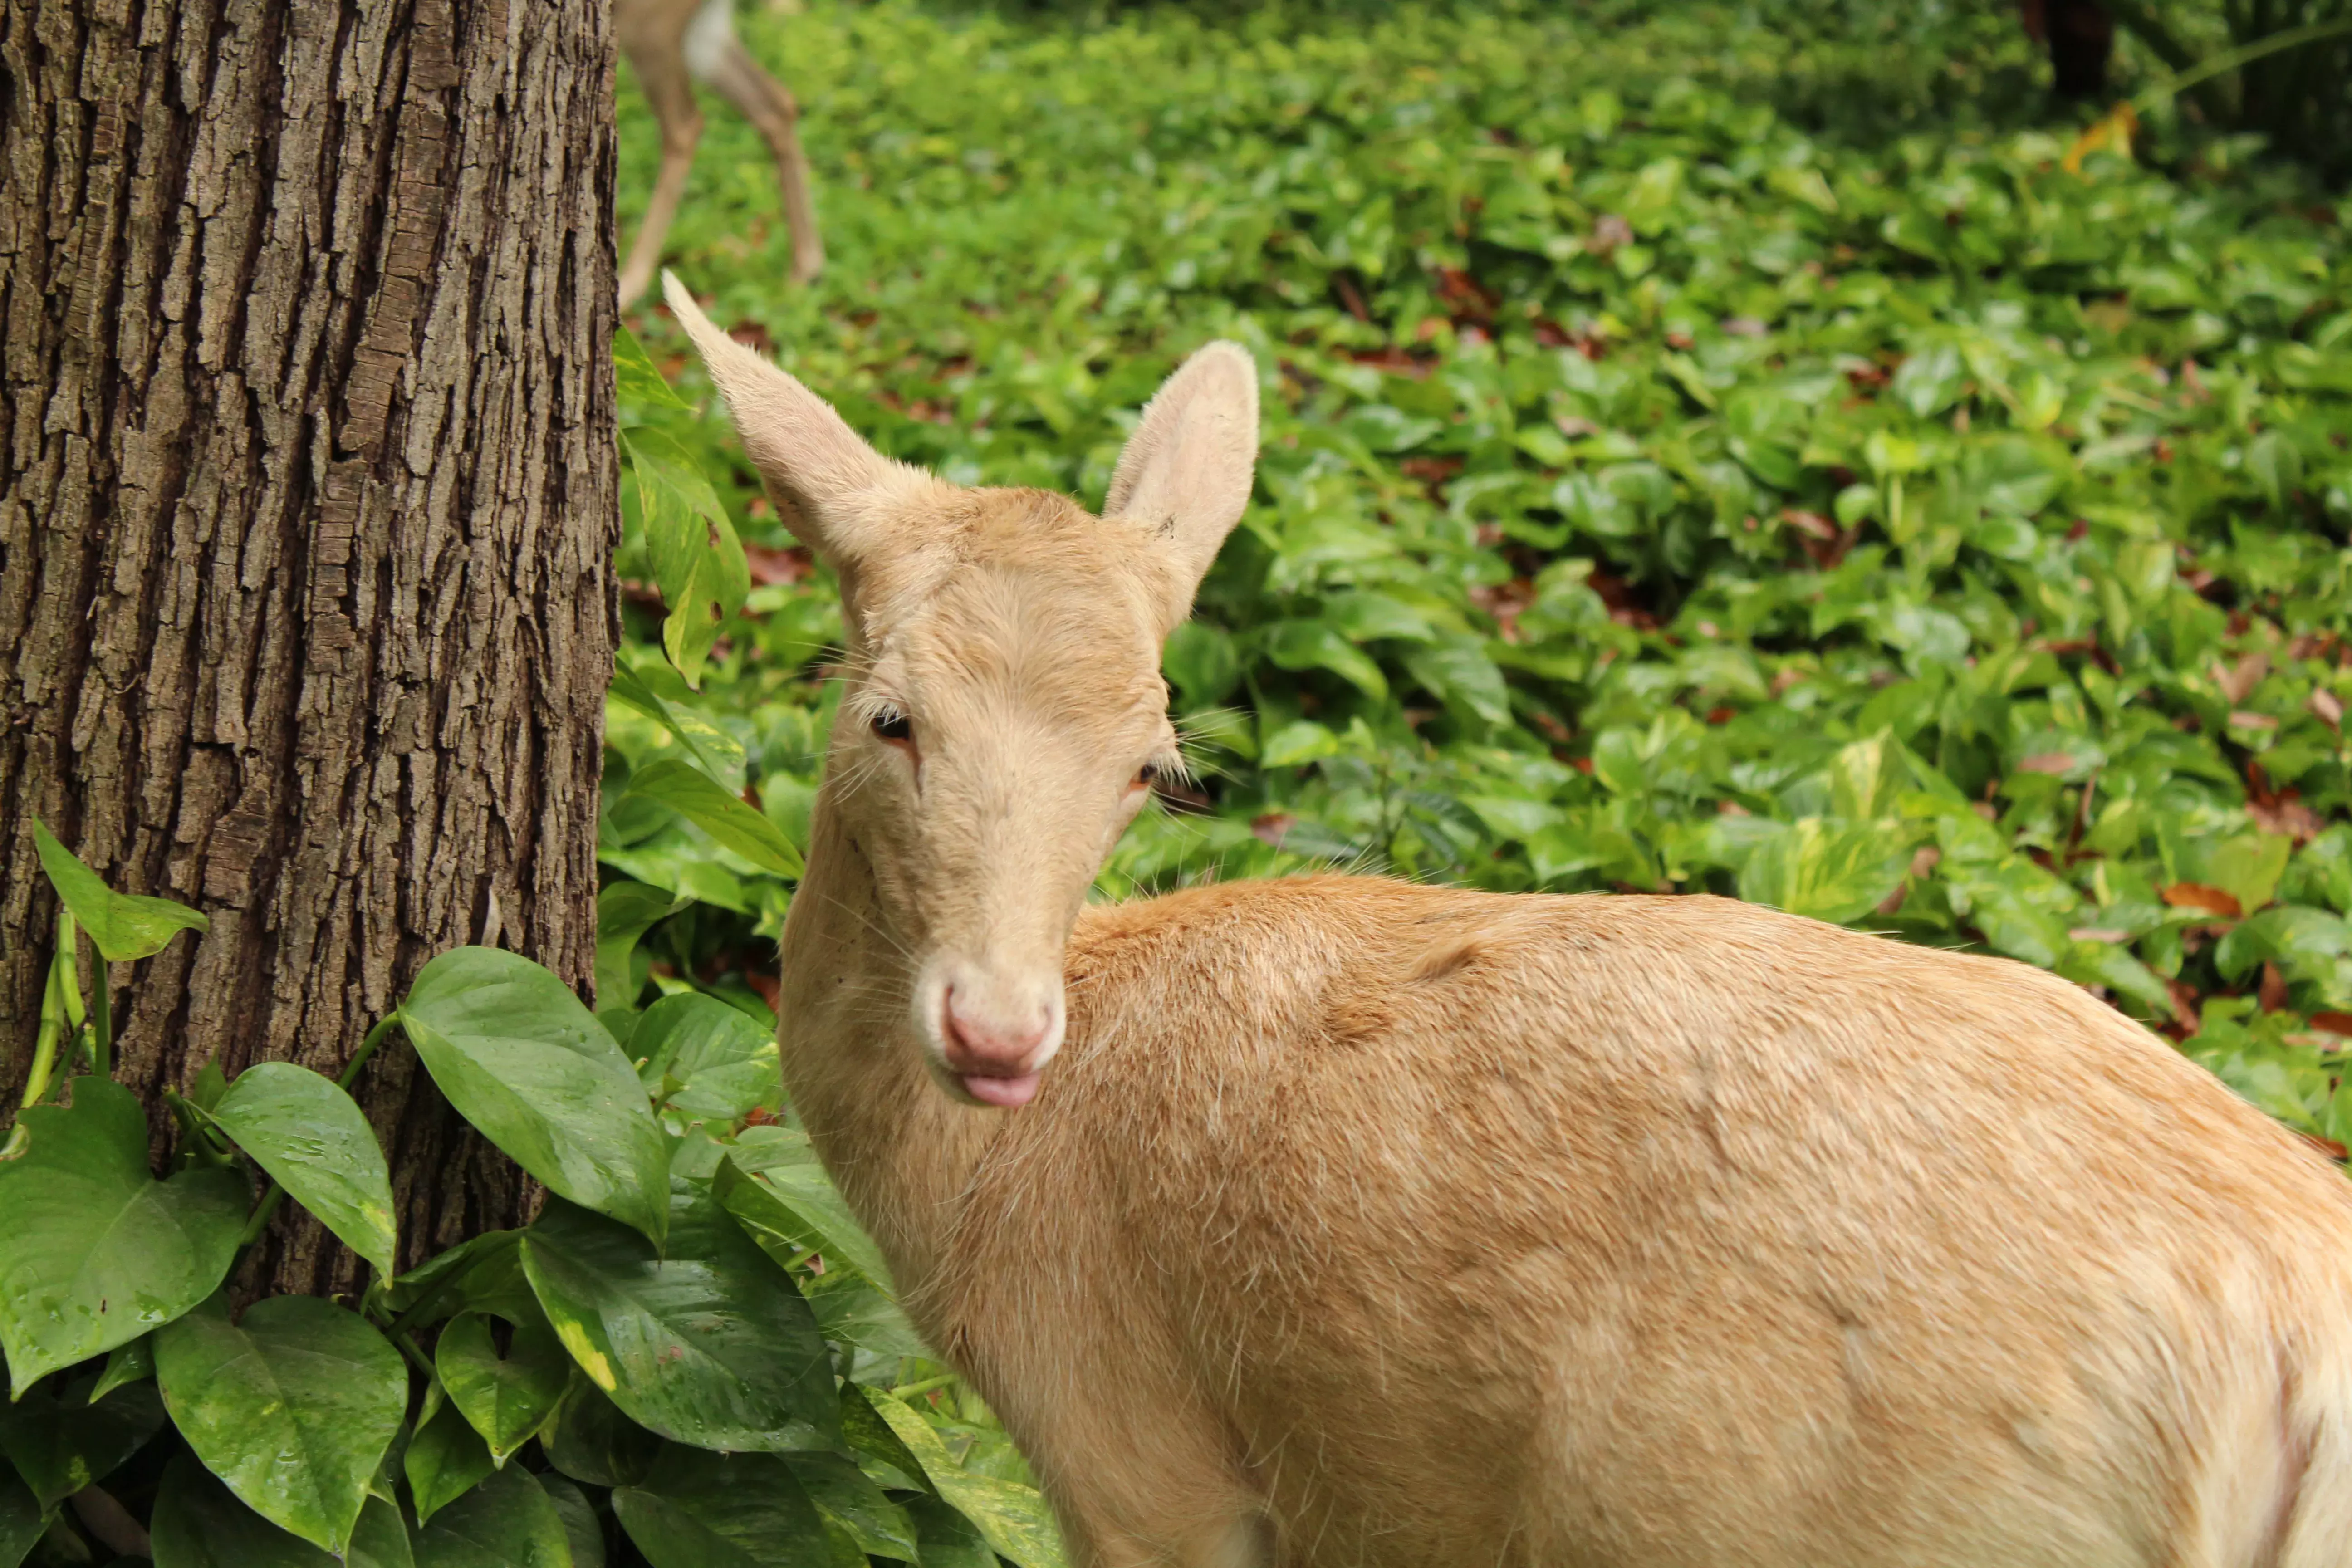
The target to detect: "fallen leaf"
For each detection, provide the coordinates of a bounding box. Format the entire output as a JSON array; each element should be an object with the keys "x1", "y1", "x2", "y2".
[
  {"x1": 2259, "y1": 960, "x2": 2288, "y2": 1013},
  {"x1": 2249, "y1": 794, "x2": 2325, "y2": 843},
  {"x1": 2227, "y1": 710, "x2": 2278, "y2": 730},
  {"x1": 2215, "y1": 652, "x2": 2269, "y2": 704},
  {"x1": 1251, "y1": 813, "x2": 1296, "y2": 848},
  {"x1": 2298, "y1": 1132, "x2": 2349, "y2": 1162},
  {"x1": 2162, "y1": 882, "x2": 2244, "y2": 919},
  {"x1": 2015, "y1": 753, "x2": 2077, "y2": 775},
  {"x1": 2310, "y1": 1011, "x2": 2352, "y2": 1037},
  {"x1": 2068, "y1": 927, "x2": 2131, "y2": 943},
  {"x1": 2311, "y1": 688, "x2": 2343, "y2": 729}
]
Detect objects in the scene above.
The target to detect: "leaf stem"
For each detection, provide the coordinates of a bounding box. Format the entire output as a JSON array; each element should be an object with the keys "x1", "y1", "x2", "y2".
[
  {"x1": 88, "y1": 963, "x2": 111, "y2": 1080},
  {"x1": 19, "y1": 959, "x2": 69, "y2": 1111},
  {"x1": 890, "y1": 1372, "x2": 958, "y2": 1401},
  {"x1": 341, "y1": 1011, "x2": 405, "y2": 1090},
  {"x1": 239, "y1": 1183, "x2": 288, "y2": 1249}
]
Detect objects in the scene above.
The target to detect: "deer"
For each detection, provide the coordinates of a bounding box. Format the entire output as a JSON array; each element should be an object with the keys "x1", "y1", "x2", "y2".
[
  {"x1": 614, "y1": 0, "x2": 823, "y2": 308},
  {"x1": 661, "y1": 268, "x2": 2352, "y2": 1568}
]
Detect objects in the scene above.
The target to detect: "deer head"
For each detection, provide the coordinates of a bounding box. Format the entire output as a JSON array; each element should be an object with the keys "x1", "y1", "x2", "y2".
[{"x1": 664, "y1": 274, "x2": 1258, "y2": 1108}]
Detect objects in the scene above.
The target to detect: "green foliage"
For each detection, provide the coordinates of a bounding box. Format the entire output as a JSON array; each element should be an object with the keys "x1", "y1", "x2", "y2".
[
  {"x1": 610, "y1": 0, "x2": 2352, "y2": 1157},
  {"x1": 0, "y1": 829, "x2": 1041, "y2": 1567},
  {"x1": 195, "y1": 1063, "x2": 397, "y2": 1279},
  {"x1": 6, "y1": 0, "x2": 2349, "y2": 1561}
]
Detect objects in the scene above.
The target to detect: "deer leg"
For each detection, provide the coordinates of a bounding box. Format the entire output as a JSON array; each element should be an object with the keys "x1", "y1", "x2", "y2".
[
  {"x1": 701, "y1": 39, "x2": 826, "y2": 286},
  {"x1": 617, "y1": 47, "x2": 706, "y2": 307}
]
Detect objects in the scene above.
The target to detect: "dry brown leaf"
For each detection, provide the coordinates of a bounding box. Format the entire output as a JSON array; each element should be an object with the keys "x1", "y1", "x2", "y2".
[
  {"x1": 2259, "y1": 960, "x2": 2289, "y2": 1013},
  {"x1": 2312, "y1": 688, "x2": 2344, "y2": 729},
  {"x1": 2015, "y1": 752, "x2": 2076, "y2": 775},
  {"x1": 2161, "y1": 882, "x2": 2244, "y2": 919},
  {"x1": 2214, "y1": 651, "x2": 2269, "y2": 704}
]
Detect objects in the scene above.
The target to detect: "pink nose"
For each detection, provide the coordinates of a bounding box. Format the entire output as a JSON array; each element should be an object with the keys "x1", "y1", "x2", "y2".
[{"x1": 941, "y1": 986, "x2": 1052, "y2": 1077}]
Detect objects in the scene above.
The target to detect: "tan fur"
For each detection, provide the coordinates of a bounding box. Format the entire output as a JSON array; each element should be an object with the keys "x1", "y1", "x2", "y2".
[
  {"x1": 616, "y1": 0, "x2": 823, "y2": 306},
  {"x1": 665, "y1": 273, "x2": 2352, "y2": 1568}
]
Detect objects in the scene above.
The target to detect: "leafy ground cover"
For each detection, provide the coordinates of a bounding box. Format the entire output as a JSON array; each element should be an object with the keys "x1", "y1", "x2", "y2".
[{"x1": 617, "y1": 0, "x2": 2352, "y2": 1154}]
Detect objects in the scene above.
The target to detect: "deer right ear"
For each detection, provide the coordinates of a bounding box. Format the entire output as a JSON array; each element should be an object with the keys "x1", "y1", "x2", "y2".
[
  {"x1": 1103, "y1": 341, "x2": 1259, "y2": 623},
  {"x1": 662, "y1": 271, "x2": 926, "y2": 568}
]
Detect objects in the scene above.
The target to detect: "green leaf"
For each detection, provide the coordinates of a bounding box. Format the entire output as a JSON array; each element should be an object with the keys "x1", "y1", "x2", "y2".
[
  {"x1": 1735, "y1": 818, "x2": 1915, "y2": 926},
  {"x1": 784, "y1": 1452, "x2": 920, "y2": 1562},
  {"x1": 1162, "y1": 621, "x2": 1242, "y2": 707},
  {"x1": 196, "y1": 1063, "x2": 396, "y2": 1279},
  {"x1": 411, "y1": 1465, "x2": 573, "y2": 1568},
  {"x1": 617, "y1": 326, "x2": 692, "y2": 412},
  {"x1": 800, "y1": 1269, "x2": 931, "y2": 1361},
  {"x1": 90, "y1": 1335, "x2": 153, "y2": 1401},
  {"x1": 839, "y1": 1384, "x2": 927, "y2": 1492},
  {"x1": 151, "y1": 1454, "x2": 413, "y2": 1568},
  {"x1": 903, "y1": 1494, "x2": 994, "y2": 1568},
  {"x1": 30, "y1": 820, "x2": 208, "y2": 961},
  {"x1": 541, "y1": 1475, "x2": 607, "y2": 1568},
  {"x1": 0, "y1": 1375, "x2": 165, "y2": 1509},
  {"x1": 613, "y1": 1446, "x2": 839, "y2": 1568},
  {"x1": 520, "y1": 1184, "x2": 839, "y2": 1453},
  {"x1": 864, "y1": 1388, "x2": 1066, "y2": 1568},
  {"x1": 626, "y1": 760, "x2": 805, "y2": 877},
  {"x1": 400, "y1": 947, "x2": 671, "y2": 1246},
  {"x1": 1400, "y1": 633, "x2": 1513, "y2": 730},
  {"x1": 435, "y1": 1310, "x2": 571, "y2": 1464},
  {"x1": 154, "y1": 1294, "x2": 406, "y2": 1555},
  {"x1": 543, "y1": 1377, "x2": 661, "y2": 1490},
  {"x1": 406, "y1": 1392, "x2": 496, "y2": 1527},
  {"x1": 634, "y1": 994, "x2": 781, "y2": 1124},
  {"x1": 0, "y1": 1472, "x2": 40, "y2": 1568},
  {"x1": 597, "y1": 880, "x2": 690, "y2": 1012},
  {"x1": 630, "y1": 429, "x2": 750, "y2": 689},
  {"x1": 713, "y1": 1148, "x2": 893, "y2": 1289},
  {"x1": 0, "y1": 1076, "x2": 246, "y2": 1394},
  {"x1": 1260, "y1": 620, "x2": 1388, "y2": 699}
]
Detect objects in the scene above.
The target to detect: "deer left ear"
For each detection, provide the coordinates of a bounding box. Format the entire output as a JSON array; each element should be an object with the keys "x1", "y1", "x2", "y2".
[{"x1": 1103, "y1": 342, "x2": 1259, "y2": 622}]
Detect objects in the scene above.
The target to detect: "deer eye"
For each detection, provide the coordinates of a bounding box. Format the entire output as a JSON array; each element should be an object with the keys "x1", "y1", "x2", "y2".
[{"x1": 872, "y1": 710, "x2": 913, "y2": 744}]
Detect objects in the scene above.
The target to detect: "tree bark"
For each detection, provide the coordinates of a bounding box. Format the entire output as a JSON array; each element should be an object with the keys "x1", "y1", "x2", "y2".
[{"x1": 0, "y1": 0, "x2": 619, "y2": 1298}]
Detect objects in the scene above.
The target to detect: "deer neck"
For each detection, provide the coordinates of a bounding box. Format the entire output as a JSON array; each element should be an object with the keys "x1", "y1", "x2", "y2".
[{"x1": 773, "y1": 783, "x2": 1004, "y2": 1300}]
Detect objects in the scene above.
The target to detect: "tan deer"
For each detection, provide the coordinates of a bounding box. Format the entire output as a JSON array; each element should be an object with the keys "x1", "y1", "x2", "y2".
[
  {"x1": 615, "y1": 0, "x2": 823, "y2": 308},
  {"x1": 662, "y1": 270, "x2": 2352, "y2": 1568}
]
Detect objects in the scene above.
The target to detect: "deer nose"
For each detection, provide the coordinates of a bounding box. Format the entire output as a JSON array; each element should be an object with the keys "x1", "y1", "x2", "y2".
[{"x1": 941, "y1": 985, "x2": 1058, "y2": 1107}]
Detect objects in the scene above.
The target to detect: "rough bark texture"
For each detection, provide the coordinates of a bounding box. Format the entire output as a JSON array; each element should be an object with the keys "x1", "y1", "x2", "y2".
[{"x1": 0, "y1": 0, "x2": 619, "y2": 1298}]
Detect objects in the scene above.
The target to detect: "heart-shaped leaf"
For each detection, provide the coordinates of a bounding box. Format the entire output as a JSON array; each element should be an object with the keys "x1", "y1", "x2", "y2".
[
  {"x1": 400, "y1": 948, "x2": 670, "y2": 1245},
  {"x1": 542, "y1": 1377, "x2": 661, "y2": 1489},
  {"x1": 155, "y1": 1295, "x2": 406, "y2": 1554},
  {"x1": 865, "y1": 1388, "x2": 1066, "y2": 1568},
  {"x1": 90, "y1": 1334, "x2": 154, "y2": 1401},
  {"x1": 411, "y1": 1465, "x2": 573, "y2": 1568},
  {"x1": 612, "y1": 1445, "x2": 839, "y2": 1568},
  {"x1": 150, "y1": 1454, "x2": 413, "y2": 1568},
  {"x1": 195, "y1": 1063, "x2": 396, "y2": 1279},
  {"x1": 31, "y1": 820, "x2": 208, "y2": 960},
  {"x1": 634, "y1": 993, "x2": 781, "y2": 1124},
  {"x1": 406, "y1": 1390, "x2": 495, "y2": 1527},
  {"x1": 716, "y1": 1132, "x2": 892, "y2": 1286},
  {"x1": 435, "y1": 1311, "x2": 570, "y2": 1464},
  {"x1": 784, "y1": 1452, "x2": 920, "y2": 1561},
  {"x1": 541, "y1": 1474, "x2": 608, "y2": 1568},
  {"x1": 0, "y1": 1471, "x2": 40, "y2": 1568},
  {"x1": 520, "y1": 1185, "x2": 837, "y2": 1453},
  {"x1": 0, "y1": 1076, "x2": 246, "y2": 1393},
  {"x1": 0, "y1": 1374, "x2": 165, "y2": 1509},
  {"x1": 625, "y1": 760, "x2": 804, "y2": 877}
]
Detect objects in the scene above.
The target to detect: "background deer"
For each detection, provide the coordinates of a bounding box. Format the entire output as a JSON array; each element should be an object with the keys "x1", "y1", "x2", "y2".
[
  {"x1": 616, "y1": 0, "x2": 823, "y2": 307},
  {"x1": 663, "y1": 270, "x2": 2352, "y2": 1568}
]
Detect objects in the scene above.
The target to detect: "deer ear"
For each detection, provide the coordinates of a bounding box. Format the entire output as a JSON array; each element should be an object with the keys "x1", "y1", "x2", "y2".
[
  {"x1": 663, "y1": 271, "x2": 926, "y2": 568},
  {"x1": 1103, "y1": 342, "x2": 1259, "y2": 617}
]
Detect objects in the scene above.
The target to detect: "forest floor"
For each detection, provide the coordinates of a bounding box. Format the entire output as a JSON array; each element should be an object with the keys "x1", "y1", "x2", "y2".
[{"x1": 610, "y1": 0, "x2": 2352, "y2": 1152}]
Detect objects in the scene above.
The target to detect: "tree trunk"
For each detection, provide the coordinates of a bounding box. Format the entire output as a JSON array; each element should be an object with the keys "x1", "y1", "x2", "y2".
[{"x1": 0, "y1": 0, "x2": 619, "y2": 1298}]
